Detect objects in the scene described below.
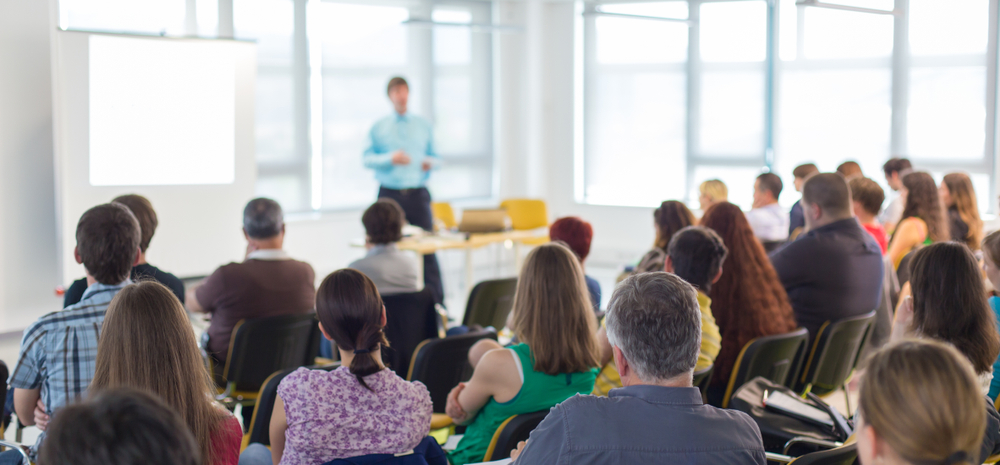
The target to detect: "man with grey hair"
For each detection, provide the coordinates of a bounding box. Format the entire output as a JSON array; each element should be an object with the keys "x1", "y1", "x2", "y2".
[
  {"x1": 511, "y1": 272, "x2": 765, "y2": 464},
  {"x1": 188, "y1": 198, "x2": 316, "y2": 367}
]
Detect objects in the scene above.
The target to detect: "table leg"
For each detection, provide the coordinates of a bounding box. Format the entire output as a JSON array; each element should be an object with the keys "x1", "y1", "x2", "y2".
[
  {"x1": 514, "y1": 242, "x2": 524, "y2": 272},
  {"x1": 465, "y1": 247, "x2": 474, "y2": 296}
]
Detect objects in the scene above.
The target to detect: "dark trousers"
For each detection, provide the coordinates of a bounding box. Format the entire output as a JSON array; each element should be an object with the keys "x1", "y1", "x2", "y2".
[{"x1": 377, "y1": 186, "x2": 444, "y2": 305}]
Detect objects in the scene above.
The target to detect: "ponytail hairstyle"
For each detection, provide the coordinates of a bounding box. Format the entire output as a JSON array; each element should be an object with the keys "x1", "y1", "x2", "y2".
[
  {"x1": 316, "y1": 269, "x2": 390, "y2": 390},
  {"x1": 859, "y1": 339, "x2": 985, "y2": 465}
]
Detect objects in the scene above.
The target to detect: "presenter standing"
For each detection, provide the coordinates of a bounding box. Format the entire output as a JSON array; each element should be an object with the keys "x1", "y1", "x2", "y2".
[{"x1": 364, "y1": 76, "x2": 444, "y2": 304}]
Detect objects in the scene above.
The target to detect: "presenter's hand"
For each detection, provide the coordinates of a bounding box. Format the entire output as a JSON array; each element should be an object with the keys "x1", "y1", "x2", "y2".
[
  {"x1": 422, "y1": 160, "x2": 433, "y2": 171},
  {"x1": 391, "y1": 150, "x2": 411, "y2": 166}
]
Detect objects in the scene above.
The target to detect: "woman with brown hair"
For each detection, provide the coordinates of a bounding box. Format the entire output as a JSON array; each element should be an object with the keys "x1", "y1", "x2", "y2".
[
  {"x1": 857, "y1": 339, "x2": 988, "y2": 465},
  {"x1": 941, "y1": 172, "x2": 983, "y2": 251},
  {"x1": 90, "y1": 281, "x2": 242, "y2": 465},
  {"x1": 634, "y1": 200, "x2": 697, "y2": 274},
  {"x1": 892, "y1": 242, "x2": 1000, "y2": 394},
  {"x1": 699, "y1": 202, "x2": 798, "y2": 391},
  {"x1": 445, "y1": 242, "x2": 599, "y2": 465},
  {"x1": 887, "y1": 171, "x2": 948, "y2": 269}
]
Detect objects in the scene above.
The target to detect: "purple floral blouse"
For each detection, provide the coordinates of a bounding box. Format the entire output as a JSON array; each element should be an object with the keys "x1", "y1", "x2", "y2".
[{"x1": 277, "y1": 366, "x2": 432, "y2": 465}]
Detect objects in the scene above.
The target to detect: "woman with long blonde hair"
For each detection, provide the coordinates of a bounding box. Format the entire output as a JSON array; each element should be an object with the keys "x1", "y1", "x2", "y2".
[
  {"x1": 90, "y1": 281, "x2": 242, "y2": 465},
  {"x1": 445, "y1": 242, "x2": 599, "y2": 465},
  {"x1": 941, "y1": 172, "x2": 983, "y2": 251},
  {"x1": 857, "y1": 339, "x2": 988, "y2": 465}
]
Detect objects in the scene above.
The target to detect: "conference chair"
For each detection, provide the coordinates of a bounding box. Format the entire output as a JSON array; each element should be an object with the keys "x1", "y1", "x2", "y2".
[
  {"x1": 765, "y1": 443, "x2": 857, "y2": 465},
  {"x1": 462, "y1": 278, "x2": 517, "y2": 330},
  {"x1": 499, "y1": 199, "x2": 550, "y2": 246},
  {"x1": 482, "y1": 410, "x2": 549, "y2": 462},
  {"x1": 382, "y1": 289, "x2": 442, "y2": 378},
  {"x1": 721, "y1": 328, "x2": 810, "y2": 408},
  {"x1": 407, "y1": 329, "x2": 499, "y2": 430},
  {"x1": 794, "y1": 311, "x2": 876, "y2": 415},
  {"x1": 215, "y1": 313, "x2": 322, "y2": 408},
  {"x1": 431, "y1": 202, "x2": 457, "y2": 231},
  {"x1": 242, "y1": 362, "x2": 339, "y2": 450},
  {"x1": 693, "y1": 364, "x2": 714, "y2": 399}
]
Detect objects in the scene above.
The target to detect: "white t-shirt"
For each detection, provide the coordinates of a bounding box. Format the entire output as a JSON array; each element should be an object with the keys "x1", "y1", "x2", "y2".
[{"x1": 746, "y1": 203, "x2": 790, "y2": 241}]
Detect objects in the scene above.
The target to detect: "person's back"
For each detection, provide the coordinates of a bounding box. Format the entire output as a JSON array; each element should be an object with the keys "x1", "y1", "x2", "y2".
[
  {"x1": 770, "y1": 173, "x2": 883, "y2": 339},
  {"x1": 512, "y1": 273, "x2": 765, "y2": 465},
  {"x1": 349, "y1": 198, "x2": 420, "y2": 295},
  {"x1": 6, "y1": 203, "x2": 141, "y2": 462},
  {"x1": 191, "y1": 198, "x2": 316, "y2": 362}
]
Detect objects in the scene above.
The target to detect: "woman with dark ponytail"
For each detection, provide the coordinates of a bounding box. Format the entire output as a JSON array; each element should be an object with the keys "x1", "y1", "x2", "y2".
[{"x1": 239, "y1": 269, "x2": 432, "y2": 465}]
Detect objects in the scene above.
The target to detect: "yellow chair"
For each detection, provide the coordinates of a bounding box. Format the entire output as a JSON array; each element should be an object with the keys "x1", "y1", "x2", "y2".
[
  {"x1": 500, "y1": 199, "x2": 549, "y2": 246},
  {"x1": 432, "y1": 202, "x2": 457, "y2": 230},
  {"x1": 481, "y1": 411, "x2": 549, "y2": 462}
]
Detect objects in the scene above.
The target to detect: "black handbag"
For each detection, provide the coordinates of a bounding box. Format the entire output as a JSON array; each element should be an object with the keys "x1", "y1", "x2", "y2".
[{"x1": 728, "y1": 377, "x2": 853, "y2": 454}]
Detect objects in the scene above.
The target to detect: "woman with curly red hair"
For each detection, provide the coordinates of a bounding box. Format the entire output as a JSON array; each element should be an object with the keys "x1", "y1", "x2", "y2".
[{"x1": 699, "y1": 202, "x2": 798, "y2": 395}]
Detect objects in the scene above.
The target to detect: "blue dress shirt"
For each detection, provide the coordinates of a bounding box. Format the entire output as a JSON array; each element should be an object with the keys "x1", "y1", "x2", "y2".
[{"x1": 363, "y1": 113, "x2": 439, "y2": 189}]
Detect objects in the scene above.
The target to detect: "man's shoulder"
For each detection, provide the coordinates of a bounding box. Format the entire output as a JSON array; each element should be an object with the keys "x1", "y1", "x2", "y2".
[{"x1": 27, "y1": 300, "x2": 109, "y2": 336}]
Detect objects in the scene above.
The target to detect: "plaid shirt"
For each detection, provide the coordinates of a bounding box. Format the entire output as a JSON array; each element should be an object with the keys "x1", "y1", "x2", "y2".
[{"x1": 9, "y1": 280, "x2": 129, "y2": 450}]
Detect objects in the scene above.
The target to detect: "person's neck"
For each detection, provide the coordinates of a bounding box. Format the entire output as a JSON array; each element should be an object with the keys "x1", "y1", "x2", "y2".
[
  {"x1": 755, "y1": 199, "x2": 777, "y2": 209},
  {"x1": 808, "y1": 214, "x2": 853, "y2": 231},
  {"x1": 137, "y1": 251, "x2": 148, "y2": 266},
  {"x1": 249, "y1": 238, "x2": 283, "y2": 251},
  {"x1": 395, "y1": 108, "x2": 407, "y2": 117},
  {"x1": 337, "y1": 347, "x2": 386, "y2": 371},
  {"x1": 624, "y1": 372, "x2": 693, "y2": 389},
  {"x1": 855, "y1": 213, "x2": 878, "y2": 226}
]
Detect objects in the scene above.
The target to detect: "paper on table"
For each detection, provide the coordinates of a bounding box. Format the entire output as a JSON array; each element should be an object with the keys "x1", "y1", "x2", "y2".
[{"x1": 442, "y1": 434, "x2": 463, "y2": 451}]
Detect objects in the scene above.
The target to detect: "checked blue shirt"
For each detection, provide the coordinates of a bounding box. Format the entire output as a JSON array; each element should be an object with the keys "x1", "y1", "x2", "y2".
[{"x1": 8, "y1": 280, "x2": 129, "y2": 451}]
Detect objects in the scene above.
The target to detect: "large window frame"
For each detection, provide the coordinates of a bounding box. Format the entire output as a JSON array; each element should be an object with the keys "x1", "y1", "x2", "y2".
[{"x1": 579, "y1": 0, "x2": 1000, "y2": 212}]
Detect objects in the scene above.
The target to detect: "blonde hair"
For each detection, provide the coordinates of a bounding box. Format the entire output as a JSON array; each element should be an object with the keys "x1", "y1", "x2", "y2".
[
  {"x1": 92, "y1": 282, "x2": 231, "y2": 465},
  {"x1": 699, "y1": 180, "x2": 728, "y2": 203},
  {"x1": 943, "y1": 173, "x2": 983, "y2": 251},
  {"x1": 510, "y1": 242, "x2": 599, "y2": 375},
  {"x1": 859, "y1": 339, "x2": 985, "y2": 465}
]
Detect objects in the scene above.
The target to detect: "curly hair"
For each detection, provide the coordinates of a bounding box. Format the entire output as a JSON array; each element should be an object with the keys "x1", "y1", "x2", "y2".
[
  {"x1": 699, "y1": 202, "x2": 798, "y2": 386},
  {"x1": 900, "y1": 172, "x2": 948, "y2": 243}
]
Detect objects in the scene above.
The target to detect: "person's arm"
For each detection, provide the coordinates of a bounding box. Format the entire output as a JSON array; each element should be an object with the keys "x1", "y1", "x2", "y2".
[
  {"x1": 269, "y1": 395, "x2": 288, "y2": 465},
  {"x1": 187, "y1": 269, "x2": 224, "y2": 314},
  {"x1": 596, "y1": 326, "x2": 613, "y2": 367},
  {"x1": 363, "y1": 125, "x2": 395, "y2": 169},
  {"x1": 446, "y1": 348, "x2": 518, "y2": 426},
  {"x1": 13, "y1": 388, "x2": 40, "y2": 427},
  {"x1": 186, "y1": 285, "x2": 206, "y2": 313},
  {"x1": 510, "y1": 405, "x2": 567, "y2": 464},
  {"x1": 887, "y1": 218, "x2": 924, "y2": 268}
]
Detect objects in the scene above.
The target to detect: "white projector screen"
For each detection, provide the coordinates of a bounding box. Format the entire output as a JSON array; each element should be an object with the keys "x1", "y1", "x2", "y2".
[
  {"x1": 54, "y1": 31, "x2": 257, "y2": 283},
  {"x1": 89, "y1": 35, "x2": 236, "y2": 186}
]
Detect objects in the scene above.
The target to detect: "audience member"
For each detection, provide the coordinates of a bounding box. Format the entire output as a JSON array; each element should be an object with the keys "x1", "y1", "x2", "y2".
[
  {"x1": 90, "y1": 282, "x2": 242, "y2": 465},
  {"x1": 700, "y1": 202, "x2": 797, "y2": 392},
  {"x1": 188, "y1": 198, "x2": 316, "y2": 366},
  {"x1": 549, "y1": 217, "x2": 601, "y2": 312},
  {"x1": 593, "y1": 226, "x2": 726, "y2": 396},
  {"x1": 983, "y1": 230, "x2": 1000, "y2": 401},
  {"x1": 771, "y1": 173, "x2": 884, "y2": 340},
  {"x1": 63, "y1": 194, "x2": 184, "y2": 307},
  {"x1": 788, "y1": 163, "x2": 819, "y2": 237},
  {"x1": 240, "y1": 269, "x2": 432, "y2": 465},
  {"x1": 38, "y1": 389, "x2": 201, "y2": 465},
  {"x1": 634, "y1": 201, "x2": 696, "y2": 274},
  {"x1": 850, "y1": 177, "x2": 889, "y2": 254},
  {"x1": 511, "y1": 272, "x2": 765, "y2": 465},
  {"x1": 5, "y1": 203, "x2": 140, "y2": 463},
  {"x1": 887, "y1": 172, "x2": 948, "y2": 270},
  {"x1": 857, "y1": 340, "x2": 991, "y2": 465},
  {"x1": 698, "y1": 179, "x2": 728, "y2": 212},
  {"x1": 941, "y1": 173, "x2": 983, "y2": 251},
  {"x1": 445, "y1": 243, "x2": 598, "y2": 465},
  {"x1": 349, "y1": 198, "x2": 420, "y2": 295},
  {"x1": 880, "y1": 157, "x2": 913, "y2": 232},
  {"x1": 836, "y1": 160, "x2": 863, "y2": 180},
  {"x1": 892, "y1": 242, "x2": 1000, "y2": 395},
  {"x1": 745, "y1": 173, "x2": 788, "y2": 242}
]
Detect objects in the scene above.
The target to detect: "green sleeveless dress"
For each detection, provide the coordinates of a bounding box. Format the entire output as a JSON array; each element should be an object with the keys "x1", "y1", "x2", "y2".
[{"x1": 446, "y1": 343, "x2": 597, "y2": 465}]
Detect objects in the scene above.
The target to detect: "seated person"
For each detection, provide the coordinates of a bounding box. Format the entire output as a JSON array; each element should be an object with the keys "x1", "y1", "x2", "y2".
[
  {"x1": 788, "y1": 163, "x2": 819, "y2": 237},
  {"x1": 593, "y1": 226, "x2": 726, "y2": 396},
  {"x1": 634, "y1": 201, "x2": 696, "y2": 274},
  {"x1": 941, "y1": 172, "x2": 983, "y2": 251},
  {"x1": 5, "y1": 203, "x2": 141, "y2": 463},
  {"x1": 445, "y1": 243, "x2": 599, "y2": 465},
  {"x1": 188, "y1": 198, "x2": 315, "y2": 366},
  {"x1": 770, "y1": 173, "x2": 883, "y2": 341},
  {"x1": 349, "y1": 198, "x2": 420, "y2": 295},
  {"x1": 549, "y1": 216, "x2": 601, "y2": 312},
  {"x1": 745, "y1": 173, "x2": 789, "y2": 242},
  {"x1": 850, "y1": 177, "x2": 888, "y2": 254},
  {"x1": 512, "y1": 272, "x2": 766, "y2": 465},
  {"x1": 880, "y1": 157, "x2": 912, "y2": 233},
  {"x1": 857, "y1": 340, "x2": 994, "y2": 465},
  {"x1": 240, "y1": 269, "x2": 432, "y2": 465},
  {"x1": 886, "y1": 172, "x2": 948, "y2": 270},
  {"x1": 64, "y1": 194, "x2": 184, "y2": 306},
  {"x1": 39, "y1": 389, "x2": 201, "y2": 465},
  {"x1": 90, "y1": 282, "x2": 242, "y2": 465},
  {"x1": 698, "y1": 179, "x2": 728, "y2": 212},
  {"x1": 981, "y1": 230, "x2": 1000, "y2": 401}
]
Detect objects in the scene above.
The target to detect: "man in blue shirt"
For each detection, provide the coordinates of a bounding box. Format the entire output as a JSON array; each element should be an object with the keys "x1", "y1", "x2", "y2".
[{"x1": 364, "y1": 77, "x2": 443, "y2": 304}]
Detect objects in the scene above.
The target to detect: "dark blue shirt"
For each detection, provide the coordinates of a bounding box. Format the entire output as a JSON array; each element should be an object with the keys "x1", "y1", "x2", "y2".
[
  {"x1": 63, "y1": 263, "x2": 185, "y2": 308},
  {"x1": 514, "y1": 386, "x2": 766, "y2": 465},
  {"x1": 770, "y1": 218, "x2": 884, "y2": 340},
  {"x1": 789, "y1": 200, "x2": 805, "y2": 236},
  {"x1": 585, "y1": 275, "x2": 601, "y2": 312}
]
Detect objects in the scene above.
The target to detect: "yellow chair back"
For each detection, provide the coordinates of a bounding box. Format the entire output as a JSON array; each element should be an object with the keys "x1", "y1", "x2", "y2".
[
  {"x1": 432, "y1": 202, "x2": 457, "y2": 230},
  {"x1": 500, "y1": 199, "x2": 548, "y2": 230}
]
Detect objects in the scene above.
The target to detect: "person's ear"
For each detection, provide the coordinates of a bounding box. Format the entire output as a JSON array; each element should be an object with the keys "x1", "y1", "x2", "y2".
[
  {"x1": 808, "y1": 202, "x2": 823, "y2": 220},
  {"x1": 74, "y1": 246, "x2": 83, "y2": 265},
  {"x1": 242, "y1": 228, "x2": 250, "y2": 242},
  {"x1": 612, "y1": 346, "x2": 630, "y2": 380},
  {"x1": 318, "y1": 321, "x2": 334, "y2": 342},
  {"x1": 132, "y1": 247, "x2": 142, "y2": 267},
  {"x1": 664, "y1": 256, "x2": 674, "y2": 273},
  {"x1": 280, "y1": 224, "x2": 286, "y2": 236},
  {"x1": 712, "y1": 266, "x2": 723, "y2": 284},
  {"x1": 381, "y1": 305, "x2": 387, "y2": 327}
]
